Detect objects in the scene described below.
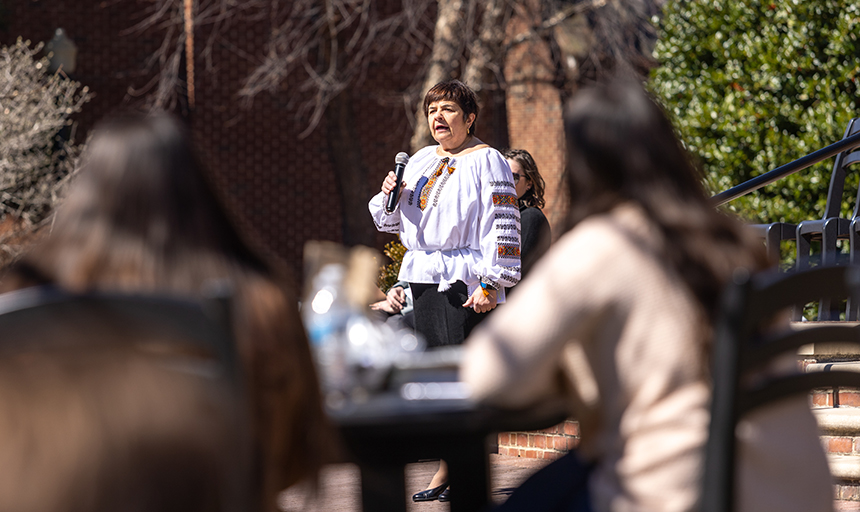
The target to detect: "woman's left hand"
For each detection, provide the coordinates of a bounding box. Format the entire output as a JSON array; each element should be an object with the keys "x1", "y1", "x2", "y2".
[{"x1": 463, "y1": 287, "x2": 497, "y2": 313}]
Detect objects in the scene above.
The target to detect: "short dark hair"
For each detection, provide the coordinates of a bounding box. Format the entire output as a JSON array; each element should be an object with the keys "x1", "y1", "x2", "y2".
[
  {"x1": 503, "y1": 148, "x2": 546, "y2": 209},
  {"x1": 422, "y1": 80, "x2": 479, "y2": 136}
]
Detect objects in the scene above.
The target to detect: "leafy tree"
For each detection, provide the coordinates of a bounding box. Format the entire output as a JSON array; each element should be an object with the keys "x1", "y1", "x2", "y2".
[
  {"x1": 651, "y1": 0, "x2": 860, "y2": 225},
  {"x1": 0, "y1": 38, "x2": 90, "y2": 263}
]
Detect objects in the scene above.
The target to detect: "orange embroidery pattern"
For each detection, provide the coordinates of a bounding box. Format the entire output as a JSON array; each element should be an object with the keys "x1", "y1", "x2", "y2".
[
  {"x1": 497, "y1": 244, "x2": 521, "y2": 258},
  {"x1": 419, "y1": 157, "x2": 454, "y2": 210},
  {"x1": 492, "y1": 193, "x2": 518, "y2": 207}
]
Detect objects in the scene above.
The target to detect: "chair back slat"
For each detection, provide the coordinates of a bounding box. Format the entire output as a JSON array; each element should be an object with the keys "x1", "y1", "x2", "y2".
[
  {"x1": 746, "y1": 325, "x2": 860, "y2": 368},
  {"x1": 703, "y1": 264, "x2": 860, "y2": 512},
  {"x1": 739, "y1": 371, "x2": 860, "y2": 417},
  {"x1": 0, "y1": 286, "x2": 240, "y2": 383},
  {"x1": 749, "y1": 265, "x2": 850, "y2": 318}
]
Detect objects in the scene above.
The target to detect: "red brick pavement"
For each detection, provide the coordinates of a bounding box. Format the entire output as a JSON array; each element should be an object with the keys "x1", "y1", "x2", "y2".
[
  {"x1": 280, "y1": 454, "x2": 859, "y2": 511},
  {"x1": 278, "y1": 453, "x2": 551, "y2": 512}
]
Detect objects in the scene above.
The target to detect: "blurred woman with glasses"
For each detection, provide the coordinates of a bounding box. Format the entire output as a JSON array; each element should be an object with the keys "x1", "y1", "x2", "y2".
[{"x1": 503, "y1": 148, "x2": 551, "y2": 282}]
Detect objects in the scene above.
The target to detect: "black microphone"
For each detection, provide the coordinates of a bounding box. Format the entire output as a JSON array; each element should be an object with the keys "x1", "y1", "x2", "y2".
[{"x1": 385, "y1": 152, "x2": 410, "y2": 214}]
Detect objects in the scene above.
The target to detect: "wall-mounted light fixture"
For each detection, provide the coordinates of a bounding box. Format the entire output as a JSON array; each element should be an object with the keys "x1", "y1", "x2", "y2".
[{"x1": 46, "y1": 28, "x2": 77, "y2": 75}]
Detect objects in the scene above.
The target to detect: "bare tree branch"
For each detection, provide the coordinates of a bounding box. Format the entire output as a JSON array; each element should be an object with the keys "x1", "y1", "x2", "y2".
[
  {"x1": 507, "y1": 0, "x2": 604, "y2": 49},
  {"x1": 239, "y1": 0, "x2": 436, "y2": 138},
  {"x1": 409, "y1": 0, "x2": 468, "y2": 152},
  {"x1": 463, "y1": 0, "x2": 511, "y2": 91},
  {"x1": 124, "y1": 0, "x2": 260, "y2": 111},
  {"x1": 122, "y1": 0, "x2": 662, "y2": 134}
]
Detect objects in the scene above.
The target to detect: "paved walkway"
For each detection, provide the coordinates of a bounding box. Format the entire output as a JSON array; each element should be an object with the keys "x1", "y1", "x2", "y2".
[
  {"x1": 279, "y1": 454, "x2": 860, "y2": 511},
  {"x1": 278, "y1": 454, "x2": 551, "y2": 512}
]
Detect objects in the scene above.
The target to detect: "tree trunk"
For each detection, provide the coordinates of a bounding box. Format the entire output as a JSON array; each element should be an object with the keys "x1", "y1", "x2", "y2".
[
  {"x1": 325, "y1": 90, "x2": 376, "y2": 248},
  {"x1": 463, "y1": 0, "x2": 511, "y2": 149},
  {"x1": 410, "y1": 0, "x2": 467, "y2": 153},
  {"x1": 462, "y1": 0, "x2": 508, "y2": 91}
]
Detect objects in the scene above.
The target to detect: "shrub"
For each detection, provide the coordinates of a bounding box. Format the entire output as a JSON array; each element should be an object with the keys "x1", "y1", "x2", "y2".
[
  {"x1": 0, "y1": 38, "x2": 90, "y2": 263},
  {"x1": 377, "y1": 238, "x2": 406, "y2": 293}
]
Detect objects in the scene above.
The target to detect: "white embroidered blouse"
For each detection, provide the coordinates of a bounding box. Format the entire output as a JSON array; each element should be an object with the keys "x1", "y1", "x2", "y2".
[{"x1": 369, "y1": 145, "x2": 522, "y2": 303}]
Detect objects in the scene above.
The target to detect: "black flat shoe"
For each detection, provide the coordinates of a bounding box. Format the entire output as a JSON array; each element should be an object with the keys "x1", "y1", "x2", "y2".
[
  {"x1": 412, "y1": 482, "x2": 449, "y2": 502},
  {"x1": 438, "y1": 488, "x2": 451, "y2": 502}
]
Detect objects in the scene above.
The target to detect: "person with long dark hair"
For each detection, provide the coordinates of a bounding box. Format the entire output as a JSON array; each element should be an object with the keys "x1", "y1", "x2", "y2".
[
  {"x1": 462, "y1": 79, "x2": 832, "y2": 511},
  {"x1": 1, "y1": 113, "x2": 331, "y2": 512}
]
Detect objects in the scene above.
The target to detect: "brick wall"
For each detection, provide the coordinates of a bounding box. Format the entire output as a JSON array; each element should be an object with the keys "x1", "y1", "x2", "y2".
[
  {"x1": 504, "y1": 6, "x2": 569, "y2": 239},
  {"x1": 497, "y1": 420, "x2": 580, "y2": 460},
  {"x1": 0, "y1": 1, "x2": 422, "y2": 282},
  {"x1": 4, "y1": 2, "x2": 570, "y2": 282},
  {"x1": 813, "y1": 388, "x2": 860, "y2": 408}
]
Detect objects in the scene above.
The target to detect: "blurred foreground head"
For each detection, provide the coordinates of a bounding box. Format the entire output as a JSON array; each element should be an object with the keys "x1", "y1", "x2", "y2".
[
  {"x1": 563, "y1": 79, "x2": 768, "y2": 322},
  {"x1": 563, "y1": 78, "x2": 709, "y2": 225},
  {"x1": 3, "y1": 113, "x2": 331, "y2": 511},
  {"x1": 0, "y1": 347, "x2": 240, "y2": 512},
  {"x1": 34, "y1": 113, "x2": 263, "y2": 290}
]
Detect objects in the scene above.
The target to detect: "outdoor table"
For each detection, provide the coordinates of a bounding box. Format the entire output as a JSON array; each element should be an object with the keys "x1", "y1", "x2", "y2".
[{"x1": 331, "y1": 390, "x2": 568, "y2": 512}]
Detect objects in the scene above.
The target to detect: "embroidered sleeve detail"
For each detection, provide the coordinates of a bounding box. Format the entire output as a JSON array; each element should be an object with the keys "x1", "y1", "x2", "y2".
[
  {"x1": 480, "y1": 276, "x2": 501, "y2": 290},
  {"x1": 373, "y1": 218, "x2": 401, "y2": 232},
  {"x1": 495, "y1": 224, "x2": 521, "y2": 234},
  {"x1": 497, "y1": 243, "x2": 521, "y2": 259},
  {"x1": 501, "y1": 272, "x2": 520, "y2": 286},
  {"x1": 497, "y1": 235, "x2": 519, "y2": 243},
  {"x1": 490, "y1": 180, "x2": 515, "y2": 188},
  {"x1": 495, "y1": 212, "x2": 519, "y2": 221},
  {"x1": 492, "y1": 193, "x2": 518, "y2": 208}
]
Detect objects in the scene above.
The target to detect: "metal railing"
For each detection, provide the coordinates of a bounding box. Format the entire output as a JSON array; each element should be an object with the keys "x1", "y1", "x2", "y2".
[{"x1": 711, "y1": 130, "x2": 860, "y2": 206}]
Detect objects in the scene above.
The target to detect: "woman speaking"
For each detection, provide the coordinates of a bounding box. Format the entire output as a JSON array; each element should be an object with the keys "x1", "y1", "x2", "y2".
[
  {"x1": 369, "y1": 80, "x2": 521, "y2": 502},
  {"x1": 369, "y1": 79, "x2": 521, "y2": 349}
]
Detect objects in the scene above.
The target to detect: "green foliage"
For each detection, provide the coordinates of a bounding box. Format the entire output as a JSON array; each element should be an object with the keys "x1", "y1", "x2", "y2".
[
  {"x1": 377, "y1": 238, "x2": 406, "y2": 293},
  {"x1": 650, "y1": 0, "x2": 860, "y2": 225}
]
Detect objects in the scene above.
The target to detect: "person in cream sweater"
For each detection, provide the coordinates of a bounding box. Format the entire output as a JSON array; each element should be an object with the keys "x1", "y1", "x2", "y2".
[{"x1": 462, "y1": 79, "x2": 833, "y2": 512}]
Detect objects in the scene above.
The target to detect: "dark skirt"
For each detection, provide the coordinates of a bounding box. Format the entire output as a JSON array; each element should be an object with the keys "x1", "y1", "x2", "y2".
[
  {"x1": 409, "y1": 281, "x2": 486, "y2": 349},
  {"x1": 494, "y1": 451, "x2": 593, "y2": 512}
]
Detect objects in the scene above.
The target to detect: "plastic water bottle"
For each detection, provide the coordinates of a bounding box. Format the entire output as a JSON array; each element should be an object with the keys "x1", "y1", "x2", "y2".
[
  {"x1": 303, "y1": 263, "x2": 354, "y2": 408},
  {"x1": 303, "y1": 261, "x2": 427, "y2": 409}
]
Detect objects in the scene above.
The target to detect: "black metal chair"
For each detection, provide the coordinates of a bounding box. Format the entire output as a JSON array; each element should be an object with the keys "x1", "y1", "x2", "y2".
[
  {"x1": 794, "y1": 119, "x2": 860, "y2": 319},
  {"x1": 747, "y1": 119, "x2": 860, "y2": 277},
  {"x1": 702, "y1": 264, "x2": 860, "y2": 512},
  {"x1": 747, "y1": 222, "x2": 797, "y2": 264},
  {"x1": 0, "y1": 284, "x2": 239, "y2": 379},
  {"x1": 0, "y1": 284, "x2": 252, "y2": 511}
]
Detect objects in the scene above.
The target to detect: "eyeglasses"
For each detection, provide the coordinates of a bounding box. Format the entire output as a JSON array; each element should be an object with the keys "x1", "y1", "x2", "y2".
[{"x1": 512, "y1": 173, "x2": 522, "y2": 183}]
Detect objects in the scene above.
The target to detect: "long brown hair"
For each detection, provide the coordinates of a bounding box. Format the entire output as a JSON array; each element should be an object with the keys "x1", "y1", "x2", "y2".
[
  {"x1": 563, "y1": 79, "x2": 769, "y2": 326},
  {"x1": 3, "y1": 113, "x2": 330, "y2": 511},
  {"x1": 503, "y1": 148, "x2": 546, "y2": 209}
]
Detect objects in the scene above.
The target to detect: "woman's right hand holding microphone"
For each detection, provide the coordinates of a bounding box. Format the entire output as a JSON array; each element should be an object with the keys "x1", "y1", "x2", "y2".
[{"x1": 381, "y1": 171, "x2": 406, "y2": 196}]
